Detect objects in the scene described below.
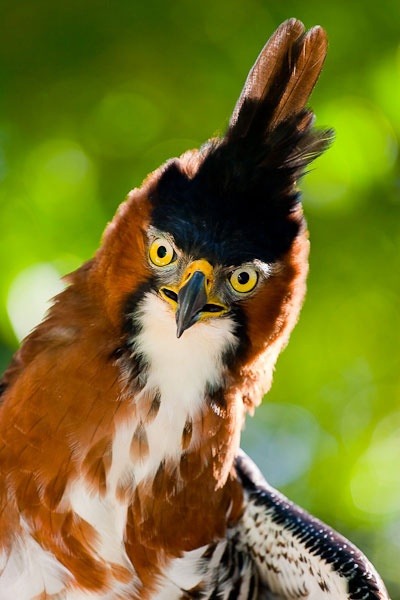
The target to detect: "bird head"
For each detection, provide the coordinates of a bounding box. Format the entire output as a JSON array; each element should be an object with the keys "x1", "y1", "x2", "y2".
[
  {"x1": 89, "y1": 19, "x2": 333, "y2": 406},
  {"x1": 147, "y1": 237, "x2": 230, "y2": 340}
]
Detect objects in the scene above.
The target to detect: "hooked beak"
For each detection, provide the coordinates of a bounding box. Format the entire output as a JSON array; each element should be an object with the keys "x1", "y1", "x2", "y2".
[
  {"x1": 160, "y1": 260, "x2": 228, "y2": 338},
  {"x1": 176, "y1": 271, "x2": 208, "y2": 338}
]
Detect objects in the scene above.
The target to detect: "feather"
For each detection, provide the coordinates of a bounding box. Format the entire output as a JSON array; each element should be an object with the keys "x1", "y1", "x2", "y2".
[
  {"x1": 130, "y1": 422, "x2": 150, "y2": 462},
  {"x1": 229, "y1": 18, "x2": 328, "y2": 135},
  {"x1": 191, "y1": 18, "x2": 334, "y2": 212},
  {"x1": 234, "y1": 451, "x2": 389, "y2": 600}
]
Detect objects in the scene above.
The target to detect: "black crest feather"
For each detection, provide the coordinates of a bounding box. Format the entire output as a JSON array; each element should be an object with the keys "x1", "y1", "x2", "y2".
[
  {"x1": 200, "y1": 18, "x2": 333, "y2": 200},
  {"x1": 151, "y1": 19, "x2": 333, "y2": 266}
]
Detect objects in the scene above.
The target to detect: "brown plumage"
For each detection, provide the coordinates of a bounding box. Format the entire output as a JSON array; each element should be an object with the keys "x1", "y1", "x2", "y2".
[{"x1": 0, "y1": 18, "x2": 389, "y2": 600}]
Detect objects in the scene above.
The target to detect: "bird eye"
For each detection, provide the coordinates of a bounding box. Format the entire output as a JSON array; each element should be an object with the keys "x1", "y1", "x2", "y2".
[
  {"x1": 149, "y1": 238, "x2": 176, "y2": 267},
  {"x1": 229, "y1": 266, "x2": 258, "y2": 294}
]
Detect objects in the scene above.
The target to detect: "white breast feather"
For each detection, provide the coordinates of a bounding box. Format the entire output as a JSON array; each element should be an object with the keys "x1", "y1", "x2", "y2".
[{"x1": 0, "y1": 526, "x2": 71, "y2": 600}]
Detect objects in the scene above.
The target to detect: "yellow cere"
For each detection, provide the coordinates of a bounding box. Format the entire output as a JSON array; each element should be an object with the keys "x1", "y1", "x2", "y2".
[
  {"x1": 149, "y1": 237, "x2": 175, "y2": 267},
  {"x1": 229, "y1": 267, "x2": 258, "y2": 294}
]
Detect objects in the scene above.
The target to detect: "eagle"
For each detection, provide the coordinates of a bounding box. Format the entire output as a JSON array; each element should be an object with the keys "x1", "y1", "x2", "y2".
[{"x1": 0, "y1": 18, "x2": 390, "y2": 600}]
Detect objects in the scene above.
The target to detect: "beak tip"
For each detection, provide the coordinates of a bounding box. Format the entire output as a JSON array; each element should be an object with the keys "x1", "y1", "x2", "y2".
[{"x1": 175, "y1": 312, "x2": 185, "y2": 338}]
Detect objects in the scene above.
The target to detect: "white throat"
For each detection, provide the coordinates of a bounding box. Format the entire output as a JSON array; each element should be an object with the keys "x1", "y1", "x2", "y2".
[{"x1": 129, "y1": 291, "x2": 238, "y2": 477}]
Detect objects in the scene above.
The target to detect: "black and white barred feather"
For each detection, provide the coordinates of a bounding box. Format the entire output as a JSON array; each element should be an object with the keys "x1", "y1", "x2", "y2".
[{"x1": 156, "y1": 451, "x2": 389, "y2": 600}]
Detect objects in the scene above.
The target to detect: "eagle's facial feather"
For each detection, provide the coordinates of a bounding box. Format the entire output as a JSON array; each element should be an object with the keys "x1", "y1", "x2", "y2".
[{"x1": 145, "y1": 226, "x2": 275, "y2": 338}]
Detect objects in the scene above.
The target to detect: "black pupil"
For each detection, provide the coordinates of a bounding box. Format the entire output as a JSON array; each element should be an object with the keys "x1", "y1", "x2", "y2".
[
  {"x1": 237, "y1": 271, "x2": 250, "y2": 285},
  {"x1": 157, "y1": 245, "x2": 168, "y2": 259}
]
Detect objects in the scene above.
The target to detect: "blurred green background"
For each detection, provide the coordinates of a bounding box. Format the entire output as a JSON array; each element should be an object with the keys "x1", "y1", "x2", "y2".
[{"x1": 0, "y1": 0, "x2": 399, "y2": 595}]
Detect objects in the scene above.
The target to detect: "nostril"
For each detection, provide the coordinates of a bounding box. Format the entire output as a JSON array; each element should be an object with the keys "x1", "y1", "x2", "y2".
[
  {"x1": 203, "y1": 304, "x2": 224, "y2": 313},
  {"x1": 161, "y1": 288, "x2": 178, "y2": 302}
]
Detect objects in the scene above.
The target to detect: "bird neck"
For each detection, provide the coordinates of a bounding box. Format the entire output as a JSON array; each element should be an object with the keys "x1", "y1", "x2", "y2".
[{"x1": 124, "y1": 291, "x2": 242, "y2": 486}]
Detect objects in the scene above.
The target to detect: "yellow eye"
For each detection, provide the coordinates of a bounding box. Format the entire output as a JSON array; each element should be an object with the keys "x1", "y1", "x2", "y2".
[
  {"x1": 149, "y1": 238, "x2": 176, "y2": 267},
  {"x1": 229, "y1": 266, "x2": 258, "y2": 294}
]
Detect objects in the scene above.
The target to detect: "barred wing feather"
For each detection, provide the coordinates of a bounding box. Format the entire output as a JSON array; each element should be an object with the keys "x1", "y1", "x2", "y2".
[{"x1": 234, "y1": 451, "x2": 390, "y2": 600}]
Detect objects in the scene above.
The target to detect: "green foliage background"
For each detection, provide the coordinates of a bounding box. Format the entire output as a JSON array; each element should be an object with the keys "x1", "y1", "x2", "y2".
[{"x1": 0, "y1": 1, "x2": 399, "y2": 595}]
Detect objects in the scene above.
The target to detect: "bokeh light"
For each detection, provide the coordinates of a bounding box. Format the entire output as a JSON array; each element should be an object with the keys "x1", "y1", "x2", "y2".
[
  {"x1": 7, "y1": 263, "x2": 64, "y2": 342},
  {"x1": 242, "y1": 403, "x2": 321, "y2": 487},
  {"x1": 85, "y1": 90, "x2": 164, "y2": 158},
  {"x1": 307, "y1": 97, "x2": 398, "y2": 212},
  {"x1": 351, "y1": 411, "x2": 400, "y2": 517}
]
